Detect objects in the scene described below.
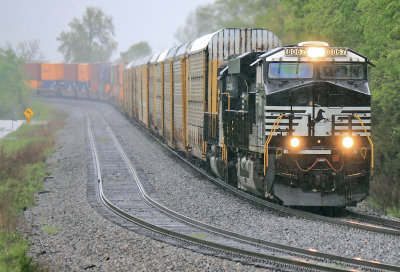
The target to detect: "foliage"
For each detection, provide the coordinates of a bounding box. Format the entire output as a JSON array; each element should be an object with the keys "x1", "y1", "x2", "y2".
[
  {"x1": 0, "y1": 114, "x2": 64, "y2": 271},
  {"x1": 119, "y1": 41, "x2": 152, "y2": 63},
  {"x1": 0, "y1": 47, "x2": 33, "y2": 119},
  {"x1": 16, "y1": 40, "x2": 45, "y2": 62},
  {"x1": 0, "y1": 231, "x2": 40, "y2": 272},
  {"x1": 57, "y1": 6, "x2": 117, "y2": 63},
  {"x1": 283, "y1": 0, "x2": 400, "y2": 187}
]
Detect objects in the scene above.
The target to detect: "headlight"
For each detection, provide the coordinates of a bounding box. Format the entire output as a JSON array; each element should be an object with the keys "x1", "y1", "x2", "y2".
[
  {"x1": 290, "y1": 137, "x2": 300, "y2": 148},
  {"x1": 342, "y1": 136, "x2": 354, "y2": 148},
  {"x1": 307, "y1": 47, "x2": 326, "y2": 58}
]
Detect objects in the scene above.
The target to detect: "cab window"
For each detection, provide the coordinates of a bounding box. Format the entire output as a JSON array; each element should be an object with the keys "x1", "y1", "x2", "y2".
[
  {"x1": 268, "y1": 63, "x2": 313, "y2": 79},
  {"x1": 319, "y1": 63, "x2": 364, "y2": 79}
]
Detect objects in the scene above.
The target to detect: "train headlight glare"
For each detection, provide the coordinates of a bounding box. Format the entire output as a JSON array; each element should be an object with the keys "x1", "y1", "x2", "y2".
[
  {"x1": 307, "y1": 47, "x2": 326, "y2": 58},
  {"x1": 290, "y1": 137, "x2": 300, "y2": 148},
  {"x1": 342, "y1": 136, "x2": 354, "y2": 148}
]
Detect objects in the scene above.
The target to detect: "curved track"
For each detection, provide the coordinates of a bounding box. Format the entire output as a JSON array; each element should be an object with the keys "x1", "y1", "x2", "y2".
[{"x1": 87, "y1": 112, "x2": 400, "y2": 272}]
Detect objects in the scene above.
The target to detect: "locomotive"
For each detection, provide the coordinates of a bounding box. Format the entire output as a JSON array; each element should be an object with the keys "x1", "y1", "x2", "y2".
[
  {"x1": 207, "y1": 41, "x2": 373, "y2": 207},
  {"x1": 26, "y1": 28, "x2": 373, "y2": 207}
]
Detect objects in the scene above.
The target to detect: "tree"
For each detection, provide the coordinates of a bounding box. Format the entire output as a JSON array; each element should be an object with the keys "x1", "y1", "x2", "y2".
[
  {"x1": 16, "y1": 39, "x2": 45, "y2": 62},
  {"x1": 57, "y1": 7, "x2": 117, "y2": 63},
  {"x1": 174, "y1": 4, "x2": 219, "y2": 43},
  {"x1": 0, "y1": 47, "x2": 32, "y2": 119},
  {"x1": 174, "y1": 0, "x2": 287, "y2": 43},
  {"x1": 119, "y1": 41, "x2": 152, "y2": 63}
]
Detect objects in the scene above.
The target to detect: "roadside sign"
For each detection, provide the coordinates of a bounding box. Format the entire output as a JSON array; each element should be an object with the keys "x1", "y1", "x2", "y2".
[
  {"x1": 24, "y1": 108, "x2": 34, "y2": 118},
  {"x1": 24, "y1": 108, "x2": 34, "y2": 124}
]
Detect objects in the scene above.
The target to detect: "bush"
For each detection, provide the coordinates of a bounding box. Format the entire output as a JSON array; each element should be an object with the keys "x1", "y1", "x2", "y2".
[{"x1": 369, "y1": 174, "x2": 400, "y2": 215}]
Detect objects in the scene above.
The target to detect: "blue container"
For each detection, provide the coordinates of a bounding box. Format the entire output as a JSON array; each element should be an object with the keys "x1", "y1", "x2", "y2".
[{"x1": 98, "y1": 64, "x2": 111, "y2": 84}]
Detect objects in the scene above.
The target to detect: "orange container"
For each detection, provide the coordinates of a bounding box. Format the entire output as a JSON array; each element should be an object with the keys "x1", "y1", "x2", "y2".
[
  {"x1": 41, "y1": 63, "x2": 64, "y2": 80},
  {"x1": 78, "y1": 63, "x2": 90, "y2": 82},
  {"x1": 41, "y1": 63, "x2": 56, "y2": 80},
  {"x1": 55, "y1": 63, "x2": 64, "y2": 80}
]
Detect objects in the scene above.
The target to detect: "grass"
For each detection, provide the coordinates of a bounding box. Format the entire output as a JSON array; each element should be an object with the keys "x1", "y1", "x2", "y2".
[
  {"x1": 0, "y1": 231, "x2": 39, "y2": 272},
  {"x1": 0, "y1": 106, "x2": 65, "y2": 272},
  {"x1": 41, "y1": 226, "x2": 59, "y2": 236},
  {"x1": 367, "y1": 174, "x2": 400, "y2": 217}
]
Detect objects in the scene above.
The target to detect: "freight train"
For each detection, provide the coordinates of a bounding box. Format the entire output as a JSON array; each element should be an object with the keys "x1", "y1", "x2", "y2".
[{"x1": 24, "y1": 28, "x2": 373, "y2": 207}]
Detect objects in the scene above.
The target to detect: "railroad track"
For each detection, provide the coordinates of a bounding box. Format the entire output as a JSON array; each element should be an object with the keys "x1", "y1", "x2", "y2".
[
  {"x1": 87, "y1": 113, "x2": 400, "y2": 272},
  {"x1": 122, "y1": 114, "x2": 400, "y2": 238}
]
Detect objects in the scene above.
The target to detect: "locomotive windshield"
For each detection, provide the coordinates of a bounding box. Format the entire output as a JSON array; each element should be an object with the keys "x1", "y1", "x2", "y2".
[
  {"x1": 319, "y1": 63, "x2": 364, "y2": 79},
  {"x1": 267, "y1": 62, "x2": 365, "y2": 80},
  {"x1": 268, "y1": 63, "x2": 313, "y2": 79}
]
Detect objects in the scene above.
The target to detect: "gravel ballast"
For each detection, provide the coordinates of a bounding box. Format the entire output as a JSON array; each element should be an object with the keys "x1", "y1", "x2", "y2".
[{"x1": 19, "y1": 99, "x2": 268, "y2": 271}]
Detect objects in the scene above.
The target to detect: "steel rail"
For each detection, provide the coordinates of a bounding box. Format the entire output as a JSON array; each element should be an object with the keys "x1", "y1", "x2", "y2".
[
  {"x1": 345, "y1": 210, "x2": 400, "y2": 230},
  {"x1": 88, "y1": 114, "x2": 400, "y2": 272}
]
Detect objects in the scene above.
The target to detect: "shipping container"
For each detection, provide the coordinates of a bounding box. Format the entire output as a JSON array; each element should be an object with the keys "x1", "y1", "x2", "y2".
[
  {"x1": 24, "y1": 63, "x2": 41, "y2": 80},
  {"x1": 90, "y1": 63, "x2": 100, "y2": 93},
  {"x1": 78, "y1": 64, "x2": 90, "y2": 82},
  {"x1": 55, "y1": 63, "x2": 64, "y2": 80},
  {"x1": 41, "y1": 63, "x2": 64, "y2": 81},
  {"x1": 98, "y1": 63, "x2": 111, "y2": 84},
  {"x1": 64, "y1": 63, "x2": 78, "y2": 81}
]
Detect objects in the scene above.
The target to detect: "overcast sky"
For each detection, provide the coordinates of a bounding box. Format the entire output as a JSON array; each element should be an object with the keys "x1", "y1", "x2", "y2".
[{"x1": 0, "y1": 0, "x2": 214, "y2": 62}]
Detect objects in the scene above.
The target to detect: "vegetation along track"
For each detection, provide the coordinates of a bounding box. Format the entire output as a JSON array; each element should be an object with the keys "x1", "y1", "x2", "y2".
[
  {"x1": 86, "y1": 112, "x2": 399, "y2": 272},
  {"x1": 124, "y1": 112, "x2": 400, "y2": 238}
]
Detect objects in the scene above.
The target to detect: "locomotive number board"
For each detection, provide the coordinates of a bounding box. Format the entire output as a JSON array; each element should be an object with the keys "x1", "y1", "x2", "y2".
[{"x1": 285, "y1": 48, "x2": 347, "y2": 56}]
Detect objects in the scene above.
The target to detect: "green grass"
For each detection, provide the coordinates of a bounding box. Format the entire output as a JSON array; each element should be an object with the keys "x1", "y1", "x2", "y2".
[
  {"x1": 42, "y1": 226, "x2": 59, "y2": 236},
  {"x1": 0, "y1": 231, "x2": 39, "y2": 272},
  {"x1": 387, "y1": 207, "x2": 400, "y2": 218},
  {"x1": 0, "y1": 107, "x2": 65, "y2": 272},
  {"x1": 27, "y1": 101, "x2": 66, "y2": 121}
]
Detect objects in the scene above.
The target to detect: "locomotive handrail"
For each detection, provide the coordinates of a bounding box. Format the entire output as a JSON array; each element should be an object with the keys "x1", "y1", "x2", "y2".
[
  {"x1": 221, "y1": 92, "x2": 231, "y2": 110},
  {"x1": 264, "y1": 114, "x2": 286, "y2": 176},
  {"x1": 354, "y1": 114, "x2": 374, "y2": 176}
]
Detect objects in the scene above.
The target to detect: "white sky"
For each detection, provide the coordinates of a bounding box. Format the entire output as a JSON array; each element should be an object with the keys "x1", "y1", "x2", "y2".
[{"x1": 0, "y1": 0, "x2": 214, "y2": 61}]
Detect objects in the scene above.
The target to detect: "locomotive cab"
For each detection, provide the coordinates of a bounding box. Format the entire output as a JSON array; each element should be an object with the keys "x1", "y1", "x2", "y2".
[{"x1": 213, "y1": 41, "x2": 374, "y2": 207}]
